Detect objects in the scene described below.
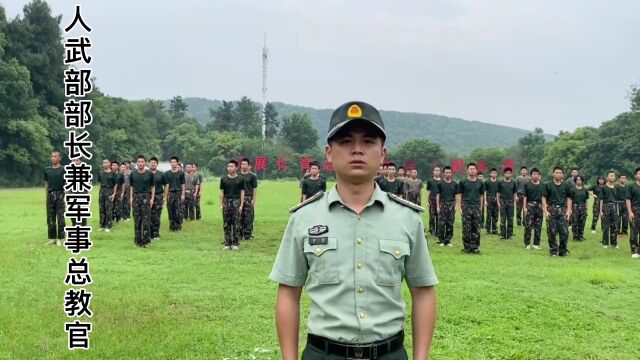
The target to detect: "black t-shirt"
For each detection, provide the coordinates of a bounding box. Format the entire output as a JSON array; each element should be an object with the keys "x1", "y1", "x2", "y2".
[
  {"x1": 43, "y1": 166, "x2": 65, "y2": 192},
  {"x1": 98, "y1": 171, "x2": 116, "y2": 189},
  {"x1": 437, "y1": 180, "x2": 458, "y2": 203},
  {"x1": 626, "y1": 182, "x2": 640, "y2": 207},
  {"x1": 130, "y1": 169, "x2": 154, "y2": 194},
  {"x1": 426, "y1": 178, "x2": 442, "y2": 198},
  {"x1": 600, "y1": 185, "x2": 618, "y2": 204},
  {"x1": 543, "y1": 181, "x2": 571, "y2": 206},
  {"x1": 220, "y1": 175, "x2": 246, "y2": 199},
  {"x1": 239, "y1": 172, "x2": 259, "y2": 197},
  {"x1": 590, "y1": 185, "x2": 603, "y2": 199},
  {"x1": 484, "y1": 180, "x2": 500, "y2": 197},
  {"x1": 302, "y1": 177, "x2": 327, "y2": 197},
  {"x1": 165, "y1": 170, "x2": 186, "y2": 192},
  {"x1": 378, "y1": 178, "x2": 404, "y2": 196},
  {"x1": 498, "y1": 180, "x2": 517, "y2": 200},
  {"x1": 152, "y1": 171, "x2": 167, "y2": 195},
  {"x1": 615, "y1": 185, "x2": 629, "y2": 202},
  {"x1": 458, "y1": 178, "x2": 485, "y2": 205},
  {"x1": 570, "y1": 187, "x2": 589, "y2": 205},
  {"x1": 524, "y1": 182, "x2": 543, "y2": 202}
]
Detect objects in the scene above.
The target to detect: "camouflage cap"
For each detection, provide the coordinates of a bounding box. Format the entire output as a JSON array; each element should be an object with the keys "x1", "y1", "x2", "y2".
[{"x1": 327, "y1": 101, "x2": 386, "y2": 141}]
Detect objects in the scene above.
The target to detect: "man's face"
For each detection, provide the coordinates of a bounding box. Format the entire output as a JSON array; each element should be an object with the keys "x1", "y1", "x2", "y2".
[
  {"x1": 387, "y1": 166, "x2": 397, "y2": 177},
  {"x1": 136, "y1": 158, "x2": 145, "y2": 170},
  {"x1": 383, "y1": 166, "x2": 388, "y2": 175},
  {"x1": 444, "y1": 169, "x2": 452, "y2": 180},
  {"x1": 103, "y1": 159, "x2": 110, "y2": 170},
  {"x1": 186, "y1": 164, "x2": 192, "y2": 173},
  {"x1": 326, "y1": 123, "x2": 386, "y2": 184},
  {"x1": 433, "y1": 167, "x2": 441, "y2": 177},
  {"x1": 635, "y1": 171, "x2": 640, "y2": 182},
  {"x1": 467, "y1": 166, "x2": 477, "y2": 177},
  {"x1": 227, "y1": 163, "x2": 237, "y2": 174},
  {"x1": 490, "y1": 171, "x2": 497, "y2": 179},
  {"x1": 532, "y1": 172, "x2": 541, "y2": 182},
  {"x1": 620, "y1": 176, "x2": 627, "y2": 185},
  {"x1": 119, "y1": 164, "x2": 126, "y2": 173},
  {"x1": 111, "y1": 163, "x2": 119, "y2": 172},
  {"x1": 607, "y1": 173, "x2": 616, "y2": 183},
  {"x1": 51, "y1": 153, "x2": 61, "y2": 165},
  {"x1": 170, "y1": 159, "x2": 178, "y2": 169},
  {"x1": 150, "y1": 160, "x2": 158, "y2": 171},
  {"x1": 478, "y1": 174, "x2": 484, "y2": 181},
  {"x1": 241, "y1": 162, "x2": 249, "y2": 172},
  {"x1": 504, "y1": 171, "x2": 513, "y2": 180},
  {"x1": 575, "y1": 177, "x2": 583, "y2": 186},
  {"x1": 571, "y1": 170, "x2": 579, "y2": 178},
  {"x1": 553, "y1": 170, "x2": 564, "y2": 181},
  {"x1": 398, "y1": 168, "x2": 405, "y2": 177},
  {"x1": 378, "y1": 166, "x2": 383, "y2": 175},
  {"x1": 410, "y1": 169, "x2": 418, "y2": 179},
  {"x1": 521, "y1": 168, "x2": 528, "y2": 176},
  {"x1": 193, "y1": 165, "x2": 198, "y2": 172},
  {"x1": 310, "y1": 165, "x2": 319, "y2": 176}
]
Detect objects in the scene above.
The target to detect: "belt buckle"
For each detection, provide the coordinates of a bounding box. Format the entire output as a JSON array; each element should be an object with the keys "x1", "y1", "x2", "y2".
[{"x1": 347, "y1": 344, "x2": 374, "y2": 360}]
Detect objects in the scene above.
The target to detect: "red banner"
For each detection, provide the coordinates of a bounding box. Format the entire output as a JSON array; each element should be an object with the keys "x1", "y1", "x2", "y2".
[
  {"x1": 277, "y1": 157, "x2": 288, "y2": 172},
  {"x1": 300, "y1": 157, "x2": 312, "y2": 172},
  {"x1": 502, "y1": 159, "x2": 515, "y2": 171},
  {"x1": 255, "y1": 156, "x2": 268, "y2": 171},
  {"x1": 477, "y1": 161, "x2": 488, "y2": 173},
  {"x1": 451, "y1": 158, "x2": 464, "y2": 174},
  {"x1": 403, "y1": 159, "x2": 416, "y2": 170},
  {"x1": 323, "y1": 161, "x2": 334, "y2": 172}
]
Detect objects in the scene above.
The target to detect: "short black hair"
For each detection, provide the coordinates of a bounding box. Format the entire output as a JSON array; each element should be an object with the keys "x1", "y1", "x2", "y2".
[
  {"x1": 490, "y1": 168, "x2": 497, "y2": 172},
  {"x1": 228, "y1": 160, "x2": 239, "y2": 167},
  {"x1": 607, "y1": 170, "x2": 616, "y2": 176},
  {"x1": 504, "y1": 167, "x2": 513, "y2": 173},
  {"x1": 309, "y1": 161, "x2": 320, "y2": 169},
  {"x1": 553, "y1": 166, "x2": 564, "y2": 173},
  {"x1": 124, "y1": 161, "x2": 130, "y2": 165},
  {"x1": 477, "y1": 171, "x2": 484, "y2": 176},
  {"x1": 575, "y1": 175, "x2": 584, "y2": 183},
  {"x1": 383, "y1": 163, "x2": 389, "y2": 168},
  {"x1": 398, "y1": 166, "x2": 404, "y2": 171},
  {"x1": 635, "y1": 167, "x2": 640, "y2": 176},
  {"x1": 137, "y1": 155, "x2": 146, "y2": 161},
  {"x1": 620, "y1": 173, "x2": 627, "y2": 178},
  {"x1": 149, "y1": 156, "x2": 159, "y2": 163},
  {"x1": 571, "y1": 167, "x2": 579, "y2": 172},
  {"x1": 387, "y1": 162, "x2": 397, "y2": 168},
  {"x1": 467, "y1": 162, "x2": 476, "y2": 169},
  {"x1": 443, "y1": 166, "x2": 452, "y2": 172},
  {"x1": 112, "y1": 160, "x2": 120, "y2": 166},
  {"x1": 530, "y1": 167, "x2": 540, "y2": 175},
  {"x1": 170, "y1": 156, "x2": 179, "y2": 162},
  {"x1": 520, "y1": 166, "x2": 528, "y2": 170},
  {"x1": 240, "y1": 158, "x2": 250, "y2": 165}
]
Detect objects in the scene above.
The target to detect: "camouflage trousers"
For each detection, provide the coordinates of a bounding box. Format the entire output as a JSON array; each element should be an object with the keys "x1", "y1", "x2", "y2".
[
  {"x1": 438, "y1": 202, "x2": 456, "y2": 244},
  {"x1": 132, "y1": 193, "x2": 151, "y2": 246},
  {"x1": 184, "y1": 190, "x2": 196, "y2": 221},
  {"x1": 406, "y1": 193, "x2": 420, "y2": 206},
  {"x1": 516, "y1": 192, "x2": 525, "y2": 226},
  {"x1": 167, "y1": 192, "x2": 183, "y2": 231},
  {"x1": 428, "y1": 197, "x2": 438, "y2": 236},
  {"x1": 617, "y1": 202, "x2": 628, "y2": 234},
  {"x1": 546, "y1": 205, "x2": 569, "y2": 255},
  {"x1": 602, "y1": 203, "x2": 618, "y2": 246},
  {"x1": 112, "y1": 189, "x2": 123, "y2": 222},
  {"x1": 195, "y1": 193, "x2": 202, "y2": 220},
  {"x1": 99, "y1": 188, "x2": 113, "y2": 229},
  {"x1": 240, "y1": 196, "x2": 255, "y2": 239},
  {"x1": 500, "y1": 200, "x2": 515, "y2": 238},
  {"x1": 46, "y1": 191, "x2": 66, "y2": 239},
  {"x1": 591, "y1": 198, "x2": 602, "y2": 231},
  {"x1": 630, "y1": 206, "x2": 640, "y2": 255},
  {"x1": 223, "y1": 198, "x2": 242, "y2": 246},
  {"x1": 485, "y1": 195, "x2": 499, "y2": 233},
  {"x1": 524, "y1": 202, "x2": 543, "y2": 246},
  {"x1": 121, "y1": 185, "x2": 131, "y2": 220},
  {"x1": 572, "y1": 203, "x2": 588, "y2": 240},
  {"x1": 150, "y1": 194, "x2": 164, "y2": 239},
  {"x1": 461, "y1": 205, "x2": 481, "y2": 251}
]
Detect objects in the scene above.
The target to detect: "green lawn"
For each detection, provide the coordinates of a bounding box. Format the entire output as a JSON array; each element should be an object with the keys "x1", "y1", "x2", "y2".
[{"x1": 0, "y1": 180, "x2": 638, "y2": 359}]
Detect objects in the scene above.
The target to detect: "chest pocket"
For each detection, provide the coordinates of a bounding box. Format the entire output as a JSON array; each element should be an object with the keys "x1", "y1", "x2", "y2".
[
  {"x1": 376, "y1": 239, "x2": 410, "y2": 286},
  {"x1": 303, "y1": 237, "x2": 340, "y2": 285}
]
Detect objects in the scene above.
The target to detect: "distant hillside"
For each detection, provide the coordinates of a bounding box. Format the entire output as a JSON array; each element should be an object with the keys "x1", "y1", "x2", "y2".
[{"x1": 168, "y1": 97, "x2": 553, "y2": 154}]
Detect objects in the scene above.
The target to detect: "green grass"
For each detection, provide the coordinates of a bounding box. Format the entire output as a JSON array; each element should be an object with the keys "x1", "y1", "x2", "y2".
[{"x1": 1, "y1": 181, "x2": 639, "y2": 359}]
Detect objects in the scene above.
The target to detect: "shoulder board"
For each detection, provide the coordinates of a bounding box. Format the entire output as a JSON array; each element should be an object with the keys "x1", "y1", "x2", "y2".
[
  {"x1": 387, "y1": 193, "x2": 425, "y2": 212},
  {"x1": 289, "y1": 191, "x2": 325, "y2": 213}
]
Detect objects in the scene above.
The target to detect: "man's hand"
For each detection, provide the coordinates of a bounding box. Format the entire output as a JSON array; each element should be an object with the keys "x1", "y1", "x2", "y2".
[
  {"x1": 629, "y1": 211, "x2": 635, "y2": 222},
  {"x1": 149, "y1": 198, "x2": 154, "y2": 208},
  {"x1": 544, "y1": 211, "x2": 551, "y2": 220},
  {"x1": 181, "y1": 195, "x2": 185, "y2": 202},
  {"x1": 523, "y1": 207, "x2": 528, "y2": 215},
  {"x1": 251, "y1": 199, "x2": 256, "y2": 206},
  {"x1": 109, "y1": 194, "x2": 115, "y2": 201},
  {"x1": 565, "y1": 210, "x2": 572, "y2": 222},
  {"x1": 437, "y1": 206, "x2": 441, "y2": 214},
  {"x1": 239, "y1": 206, "x2": 243, "y2": 214}
]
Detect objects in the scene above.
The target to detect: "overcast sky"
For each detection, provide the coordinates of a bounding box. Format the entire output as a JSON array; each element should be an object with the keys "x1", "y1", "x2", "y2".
[{"x1": 5, "y1": 0, "x2": 640, "y2": 134}]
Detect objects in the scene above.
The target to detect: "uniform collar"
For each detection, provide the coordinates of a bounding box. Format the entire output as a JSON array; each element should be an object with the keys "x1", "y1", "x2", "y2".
[{"x1": 327, "y1": 182, "x2": 386, "y2": 209}]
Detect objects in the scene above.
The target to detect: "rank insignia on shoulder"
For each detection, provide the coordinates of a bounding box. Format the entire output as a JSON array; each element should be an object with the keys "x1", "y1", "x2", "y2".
[
  {"x1": 387, "y1": 193, "x2": 425, "y2": 212},
  {"x1": 289, "y1": 191, "x2": 325, "y2": 213},
  {"x1": 308, "y1": 236, "x2": 328, "y2": 245}
]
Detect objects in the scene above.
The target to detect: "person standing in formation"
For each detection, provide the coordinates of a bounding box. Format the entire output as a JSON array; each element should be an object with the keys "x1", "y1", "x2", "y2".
[
  {"x1": 301, "y1": 161, "x2": 326, "y2": 201},
  {"x1": 616, "y1": 174, "x2": 629, "y2": 236},
  {"x1": 437, "y1": 166, "x2": 458, "y2": 247},
  {"x1": 404, "y1": 168, "x2": 423, "y2": 206},
  {"x1": 44, "y1": 151, "x2": 66, "y2": 246},
  {"x1": 377, "y1": 162, "x2": 405, "y2": 198},
  {"x1": 183, "y1": 164, "x2": 200, "y2": 222},
  {"x1": 600, "y1": 171, "x2": 619, "y2": 249},
  {"x1": 570, "y1": 175, "x2": 589, "y2": 241},
  {"x1": 515, "y1": 166, "x2": 531, "y2": 226},
  {"x1": 497, "y1": 167, "x2": 517, "y2": 240},
  {"x1": 590, "y1": 177, "x2": 605, "y2": 234},
  {"x1": 165, "y1": 156, "x2": 185, "y2": 232},
  {"x1": 121, "y1": 161, "x2": 132, "y2": 221},
  {"x1": 484, "y1": 168, "x2": 500, "y2": 235},
  {"x1": 220, "y1": 160, "x2": 245, "y2": 250},
  {"x1": 239, "y1": 158, "x2": 259, "y2": 240},
  {"x1": 97, "y1": 159, "x2": 117, "y2": 233},
  {"x1": 542, "y1": 167, "x2": 572, "y2": 257},
  {"x1": 625, "y1": 167, "x2": 640, "y2": 259},
  {"x1": 426, "y1": 167, "x2": 442, "y2": 237},
  {"x1": 112, "y1": 161, "x2": 124, "y2": 223},
  {"x1": 194, "y1": 163, "x2": 204, "y2": 221},
  {"x1": 458, "y1": 163, "x2": 485, "y2": 254},
  {"x1": 129, "y1": 155, "x2": 155, "y2": 248},
  {"x1": 523, "y1": 168, "x2": 543, "y2": 250},
  {"x1": 149, "y1": 157, "x2": 167, "y2": 241},
  {"x1": 477, "y1": 172, "x2": 486, "y2": 227}
]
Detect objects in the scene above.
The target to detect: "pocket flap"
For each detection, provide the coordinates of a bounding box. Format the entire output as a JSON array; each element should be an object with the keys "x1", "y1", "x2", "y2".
[
  {"x1": 304, "y1": 237, "x2": 338, "y2": 256},
  {"x1": 379, "y1": 239, "x2": 410, "y2": 259}
]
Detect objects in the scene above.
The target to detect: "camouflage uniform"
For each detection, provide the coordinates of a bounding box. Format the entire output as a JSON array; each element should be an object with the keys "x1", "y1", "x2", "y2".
[
  {"x1": 590, "y1": 186, "x2": 602, "y2": 231},
  {"x1": 485, "y1": 195, "x2": 499, "y2": 234},
  {"x1": 150, "y1": 194, "x2": 164, "y2": 239},
  {"x1": 168, "y1": 192, "x2": 183, "y2": 231},
  {"x1": 47, "y1": 192, "x2": 66, "y2": 240},
  {"x1": 133, "y1": 194, "x2": 151, "y2": 246},
  {"x1": 601, "y1": 203, "x2": 618, "y2": 246},
  {"x1": 438, "y1": 202, "x2": 456, "y2": 245},
  {"x1": 572, "y1": 203, "x2": 588, "y2": 241},
  {"x1": 241, "y1": 196, "x2": 254, "y2": 239},
  {"x1": 500, "y1": 201, "x2": 515, "y2": 238},
  {"x1": 616, "y1": 186, "x2": 629, "y2": 234},
  {"x1": 223, "y1": 198, "x2": 242, "y2": 246},
  {"x1": 122, "y1": 172, "x2": 131, "y2": 220},
  {"x1": 112, "y1": 179, "x2": 123, "y2": 222},
  {"x1": 546, "y1": 205, "x2": 569, "y2": 255},
  {"x1": 516, "y1": 175, "x2": 530, "y2": 226},
  {"x1": 195, "y1": 172, "x2": 204, "y2": 220},
  {"x1": 184, "y1": 190, "x2": 195, "y2": 221},
  {"x1": 98, "y1": 188, "x2": 114, "y2": 229},
  {"x1": 630, "y1": 205, "x2": 640, "y2": 255},
  {"x1": 524, "y1": 201, "x2": 543, "y2": 246},
  {"x1": 462, "y1": 205, "x2": 482, "y2": 251},
  {"x1": 426, "y1": 178, "x2": 441, "y2": 236}
]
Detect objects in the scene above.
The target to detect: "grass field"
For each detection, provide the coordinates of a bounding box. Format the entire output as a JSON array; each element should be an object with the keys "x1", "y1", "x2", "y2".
[{"x1": 1, "y1": 180, "x2": 639, "y2": 360}]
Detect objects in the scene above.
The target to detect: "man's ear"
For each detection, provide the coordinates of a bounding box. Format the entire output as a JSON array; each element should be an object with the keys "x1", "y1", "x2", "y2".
[
  {"x1": 381, "y1": 146, "x2": 387, "y2": 165},
  {"x1": 326, "y1": 144, "x2": 332, "y2": 164}
]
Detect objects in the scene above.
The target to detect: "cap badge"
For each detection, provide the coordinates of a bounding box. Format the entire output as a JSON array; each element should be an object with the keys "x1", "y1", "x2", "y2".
[{"x1": 347, "y1": 104, "x2": 363, "y2": 118}]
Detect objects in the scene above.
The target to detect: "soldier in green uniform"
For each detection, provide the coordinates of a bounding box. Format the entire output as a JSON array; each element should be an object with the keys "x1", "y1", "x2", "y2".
[
  {"x1": 129, "y1": 155, "x2": 155, "y2": 247},
  {"x1": 404, "y1": 169, "x2": 423, "y2": 206},
  {"x1": 590, "y1": 177, "x2": 605, "y2": 233},
  {"x1": 616, "y1": 174, "x2": 629, "y2": 236},
  {"x1": 301, "y1": 161, "x2": 326, "y2": 201},
  {"x1": 426, "y1": 167, "x2": 442, "y2": 237},
  {"x1": 122, "y1": 161, "x2": 132, "y2": 221},
  {"x1": 484, "y1": 168, "x2": 500, "y2": 235},
  {"x1": 600, "y1": 171, "x2": 619, "y2": 249},
  {"x1": 437, "y1": 166, "x2": 458, "y2": 247},
  {"x1": 44, "y1": 151, "x2": 66, "y2": 246},
  {"x1": 193, "y1": 163, "x2": 204, "y2": 221},
  {"x1": 515, "y1": 166, "x2": 531, "y2": 226},
  {"x1": 111, "y1": 161, "x2": 124, "y2": 223},
  {"x1": 458, "y1": 163, "x2": 485, "y2": 254},
  {"x1": 497, "y1": 167, "x2": 517, "y2": 239},
  {"x1": 240, "y1": 158, "x2": 259, "y2": 240},
  {"x1": 149, "y1": 157, "x2": 167, "y2": 241},
  {"x1": 542, "y1": 167, "x2": 573, "y2": 257},
  {"x1": 377, "y1": 162, "x2": 405, "y2": 197},
  {"x1": 625, "y1": 167, "x2": 640, "y2": 258},
  {"x1": 570, "y1": 176, "x2": 589, "y2": 241},
  {"x1": 165, "y1": 156, "x2": 186, "y2": 231},
  {"x1": 270, "y1": 101, "x2": 437, "y2": 360},
  {"x1": 220, "y1": 160, "x2": 245, "y2": 250},
  {"x1": 97, "y1": 159, "x2": 118, "y2": 232},
  {"x1": 523, "y1": 168, "x2": 543, "y2": 250}
]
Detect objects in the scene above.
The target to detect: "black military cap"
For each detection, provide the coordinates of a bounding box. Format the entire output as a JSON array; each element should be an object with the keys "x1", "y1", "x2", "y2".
[{"x1": 327, "y1": 101, "x2": 386, "y2": 141}]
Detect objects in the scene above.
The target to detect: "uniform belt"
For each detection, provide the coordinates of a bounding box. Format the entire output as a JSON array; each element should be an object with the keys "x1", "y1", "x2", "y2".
[{"x1": 307, "y1": 331, "x2": 403, "y2": 359}]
